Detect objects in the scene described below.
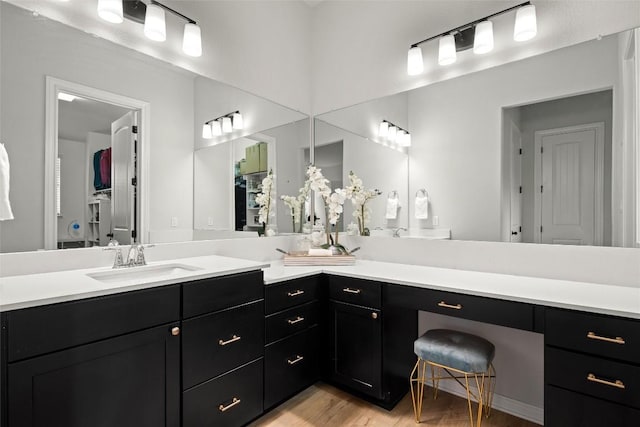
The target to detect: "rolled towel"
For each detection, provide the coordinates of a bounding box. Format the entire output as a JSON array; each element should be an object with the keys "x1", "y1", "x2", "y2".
[
  {"x1": 415, "y1": 196, "x2": 429, "y2": 219},
  {"x1": 308, "y1": 248, "x2": 333, "y2": 256},
  {"x1": 385, "y1": 198, "x2": 399, "y2": 219},
  {"x1": 0, "y1": 143, "x2": 14, "y2": 221}
]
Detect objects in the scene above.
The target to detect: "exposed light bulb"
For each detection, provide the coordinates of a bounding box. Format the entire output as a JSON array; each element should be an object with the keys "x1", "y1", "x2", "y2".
[
  {"x1": 211, "y1": 120, "x2": 222, "y2": 136},
  {"x1": 222, "y1": 116, "x2": 232, "y2": 133},
  {"x1": 514, "y1": 4, "x2": 537, "y2": 42},
  {"x1": 144, "y1": 4, "x2": 166, "y2": 42},
  {"x1": 438, "y1": 34, "x2": 457, "y2": 66},
  {"x1": 97, "y1": 0, "x2": 123, "y2": 24},
  {"x1": 202, "y1": 123, "x2": 212, "y2": 139},
  {"x1": 473, "y1": 21, "x2": 494, "y2": 54},
  {"x1": 388, "y1": 126, "x2": 398, "y2": 141},
  {"x1": 407, "y1": 46, "x2": 424, "y2": 76},
  {"x1": 232, "y1": 112, "x2": 244, "y2": 130},
  {"x1": 378, "y1": 121, "x2": 389, "y2": 138},
  {"x1": 183, "y1": 23, "x2": 202, "y2": 57}
]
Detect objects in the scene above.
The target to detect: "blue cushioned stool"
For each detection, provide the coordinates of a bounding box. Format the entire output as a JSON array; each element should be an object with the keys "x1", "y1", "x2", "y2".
[{"x1": 410, "y1": 329, "x2": 496, "y2": 426}]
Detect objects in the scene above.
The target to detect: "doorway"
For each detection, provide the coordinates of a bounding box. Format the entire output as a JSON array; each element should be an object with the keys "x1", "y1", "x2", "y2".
[
  {"x1": 45, "y1": 77, "x2": 150, "y2": 250},
  {"x1": 502, "y1": 90, "x2": 613, "y2": 246}
]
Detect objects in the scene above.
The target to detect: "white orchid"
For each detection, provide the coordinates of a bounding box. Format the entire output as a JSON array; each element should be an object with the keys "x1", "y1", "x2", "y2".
[
  {"x1": 256, "y1": 170, "x2": 275, "y2": 231},
  {"x1": 345, "y1": 171, "x2": 381, "y2": 235},
  {"x1": 327, "y1": 188, "x2": 347, "y2": 225}
]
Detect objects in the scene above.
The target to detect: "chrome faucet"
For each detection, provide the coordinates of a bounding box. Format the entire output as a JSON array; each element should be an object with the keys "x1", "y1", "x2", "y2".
[
  {"x1": 105, "y1": 243, "x2": 153, "y2": 268},
  {"x1": 392, "y1": 227, "x2": 407, "y2": 238}
]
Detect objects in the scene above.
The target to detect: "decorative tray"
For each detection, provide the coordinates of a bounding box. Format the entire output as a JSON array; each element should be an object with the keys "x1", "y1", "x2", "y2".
[{"x1": 283, "y1": 251, "x2": 356, "y2": 266}]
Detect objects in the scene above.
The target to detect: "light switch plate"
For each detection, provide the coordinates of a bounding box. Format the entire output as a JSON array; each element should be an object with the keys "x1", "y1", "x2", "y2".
[
  {"x1": 433, "y1": 216, "x2": 439, "y2": 226},
  {"x1": 171, "y1": 217, "x2": 178, "y2": 227}
]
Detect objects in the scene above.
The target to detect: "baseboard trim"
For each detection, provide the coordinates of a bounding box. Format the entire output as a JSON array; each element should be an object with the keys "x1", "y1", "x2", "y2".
[{"x1": 433, "y1": 381, "x2": 543, "y2": 425}]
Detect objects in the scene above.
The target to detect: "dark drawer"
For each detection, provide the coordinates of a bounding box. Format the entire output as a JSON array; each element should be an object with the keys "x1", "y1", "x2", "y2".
[
  {"x1": 384, "y1": 284, "x2": 534, "y2": 331},
  {"x1": 265, "y1": 276, "x2": 320, "y2": 315},
  {"x1": 7, "y1": 285, "x2": 180, "y2": 362},
  {"x1": 328, "y1": 275, "x2": 381, "y2": 309},
  {"x1": 546, "y1": 308, "x2": 640, "y2": 364},
  {"x1": 183, "y1": 358, "x2": 263, "y2": 427},
  {"x1": 546, "y1": 347, "x2": 640, "y2": 409},
  {"x1": 545, "y1": 385, "x2": 640, "y2": 427},
  {"x1": 264, "y1": 327, "x2": 319, "y2": 409},
  {"x1": 266, "y1": 301, "x2": 319, "y2": 344},
  {"x1": 183, "y1": 301, "x2": 264, "y2": 390},
  {"x1": 183, "y1": 270, "x2": 263, "y2": 318}
]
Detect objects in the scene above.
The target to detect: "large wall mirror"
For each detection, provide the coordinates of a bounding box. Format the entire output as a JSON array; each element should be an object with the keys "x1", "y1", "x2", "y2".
[
  {"x1": 0, "y1": 1, "x2": 308, "y2": 253},
  {"x1": 316, "y1": 27, "x2": 639, "y2": 247}
]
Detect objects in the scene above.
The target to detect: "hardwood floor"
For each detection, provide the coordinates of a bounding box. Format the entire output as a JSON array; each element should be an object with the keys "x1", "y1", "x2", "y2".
[{"x1": 251, "y1": 383, "x2": 540, "y2": 427}]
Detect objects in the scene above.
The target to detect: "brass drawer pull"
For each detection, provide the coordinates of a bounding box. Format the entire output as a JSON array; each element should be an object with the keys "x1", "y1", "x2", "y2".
[
  {"x1": 587, "y1": 373, "x2": 625, "y2": 389},
  {"x1": 438, "y1": 301, "x2": 462, "y2": 310},
  {"x1": 287, "y1": 316, "x2": 305, "y2": 325},
  {"x1": 287, "y1": 290, "x2": 304, "y2": 297},
  {"x1": 587, "y1": 331, "x2": 625, "y2": 345},
  {"x1": 218, "y1": 335, "x2": 241, "y2": 346},
  {"x1": 343, "y1": 287, "x2": 361, "y2": 294},
  {"x1": 218, "y1": 397, "x2": 241, "y2": 412},
  {"x1": 287, "y1": 355, "x2": 304, "y2": 365}
]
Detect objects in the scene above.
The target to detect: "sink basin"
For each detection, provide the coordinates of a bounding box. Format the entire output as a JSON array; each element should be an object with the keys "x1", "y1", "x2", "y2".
[{"x1": 87, "y1": 263, "x2": 202, "y2": 284}]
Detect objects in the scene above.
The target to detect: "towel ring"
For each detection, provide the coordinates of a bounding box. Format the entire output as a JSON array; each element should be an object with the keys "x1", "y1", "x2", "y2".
[
  {"x1": 415, "y1": 188, "x2": 429, "y2": 199},
  {"x1": 388, "y1": 190, "x2": 399, "y2": 200}
]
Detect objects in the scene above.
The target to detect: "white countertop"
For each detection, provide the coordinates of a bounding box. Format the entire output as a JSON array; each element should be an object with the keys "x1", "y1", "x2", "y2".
[
  {"x1": 0, "y1": 255, "x2": 269, "y2": 312},
  {"x1": 2, "y1": 255, "x2": 638, "y2": 320},
  {"x1": 264, "y1": 260, "x2": 640, "y2": 320}
]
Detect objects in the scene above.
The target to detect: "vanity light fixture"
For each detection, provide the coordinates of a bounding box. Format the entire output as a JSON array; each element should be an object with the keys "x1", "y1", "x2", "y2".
[
  {"x1": 98, "y1": 1, "x2": 202, "y2": 57},
  {"x1": 378, "y1": 120, "x2": 411, "y2": 147},
  {"x1": 407, "y1": 1, "x2": 536, "y2": 74},
  {"x1": 202, "y1": 111, "x2": 243, "y2": 139}
]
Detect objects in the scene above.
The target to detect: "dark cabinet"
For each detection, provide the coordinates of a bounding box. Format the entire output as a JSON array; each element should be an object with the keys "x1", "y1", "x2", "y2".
[
  {"x1": 8, "y1": 322, "x2": 180, "y2": 427},
  {"x1": 328, "y1": 300, "x2": 383, "y2": 399}
]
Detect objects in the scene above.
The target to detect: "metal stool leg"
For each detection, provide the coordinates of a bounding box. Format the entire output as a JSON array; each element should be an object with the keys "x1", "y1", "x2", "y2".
[{"x1": 410, "y1": 359, "x2": 428, "y2": 423}]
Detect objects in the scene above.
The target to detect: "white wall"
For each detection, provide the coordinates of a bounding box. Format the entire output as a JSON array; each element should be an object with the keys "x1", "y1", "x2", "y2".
[
  {"x1": 315, "y1": 120, "x2": 409, "y2": 231},
  {"x1": 57, "y1": 139, "x2": 86, "y2": 242},
  {"x1": 0, "y1": 3, "x2": 195, "y2": 252},
  {"x1": 408, "y1": 36, "x2": 619, "y2": 241},
  {"x1": 311, "y1": 0, "x2": 640, "y2": 114},
  {"x1": 5, "y1": 0, "x2": 312, "y2": 114},
  {"x1": 193, "y1": 142, "x2": 233, "y2": 231}
]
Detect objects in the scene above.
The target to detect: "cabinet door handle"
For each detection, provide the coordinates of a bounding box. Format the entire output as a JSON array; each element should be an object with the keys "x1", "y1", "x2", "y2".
[
  {"x1": 171, "y1": 327, "x2": 180, "y2": 336},
  {"x1": 343, "y1": 287, "x2": 361, "y2": 294},
  {"x1": 218, "y1": 397, "x2": 241, "y2": 412},
  {"x1": 218, "y1": 335, "x2": 241, "y2": 346},
  {"x1": 287, "y1": 355, "x2": 304, "y2": 365},
  {"x1": 438, "y1": 301, "x2": 462, "y2": 310},
  {"x1": 287, "y1": 290, "x2": 304, "y2": 297},
  {"x1": 587, "y1": 331, "x2": 625, "y2": 345},
  {"x1": 287, "y1": 316, "x2": 305, "y2": 325},
  {"x1": 587, "y1": 373, "x2": 625, "y2": 389},
  {"x1": 371, "y1": 312, "x2": 378, "y2": 320}
]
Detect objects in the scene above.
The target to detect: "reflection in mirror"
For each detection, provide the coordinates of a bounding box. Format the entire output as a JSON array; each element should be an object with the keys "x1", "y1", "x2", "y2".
[
  {"x1": 193, "y1": 118, "x2": 309, "y2": 239},
  {"x1": 0, "y1": 2, "x2": 308, "y2": 252},
  {"x1": 315, "y1": 28, "x2": 639, "y2": 246},
  {"x1": 313, "y1": 118, "x2": 409, "y2": 236}
]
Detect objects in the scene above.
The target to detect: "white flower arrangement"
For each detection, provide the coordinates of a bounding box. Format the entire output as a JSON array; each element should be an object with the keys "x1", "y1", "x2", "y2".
[
  {"x1": 344, "y1": 171, "x2": 381, "y2": 235},
  {"x1": 256, "y1": 169, "x2": 275, "y2": 235},
  {"x1": 280, "y1": 195, "x2": 301, "y2": 232}
]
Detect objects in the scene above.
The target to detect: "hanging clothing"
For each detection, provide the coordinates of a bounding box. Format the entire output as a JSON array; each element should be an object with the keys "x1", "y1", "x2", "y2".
[
  {"x1": 0, "y1": 143, "x2": 14, "y2": 221},
  {"x1": 93, "y1": 149, "x2": 104, "y2": 190},
  {"x1": 100, "y1": 147, "x2": 111, "y2": 188}
]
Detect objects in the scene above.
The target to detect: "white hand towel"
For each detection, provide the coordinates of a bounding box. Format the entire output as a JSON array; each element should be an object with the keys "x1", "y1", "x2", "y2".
[
  {"x1": 0, "y1": 143, "x2": 14, "y2": 221},
  {"x1": 385, "y1": 198, "x2": 398, "y2": 219},
  {"x1": 308, "y1": 248, "x2": 333, "y2": 256},
  {"x1": 415, "y1": 196, "x2": 429, "y2": 219}
]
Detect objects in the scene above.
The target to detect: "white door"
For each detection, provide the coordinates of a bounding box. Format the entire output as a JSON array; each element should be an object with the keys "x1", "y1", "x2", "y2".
[
  {"x1": 535, "y1": 123, "x2": 604, "y2": 245},
  {"x1": 111, "y1": 111, "x2": 138, "y2": 245},
  {"x1": 509, "y1": 122, "x2": 523, "y2": 242}
]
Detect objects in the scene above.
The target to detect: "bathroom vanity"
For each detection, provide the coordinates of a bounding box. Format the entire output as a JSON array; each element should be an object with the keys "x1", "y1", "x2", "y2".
[{"x1": 1, "y1": 256, "x2": 639, "y2": 427}]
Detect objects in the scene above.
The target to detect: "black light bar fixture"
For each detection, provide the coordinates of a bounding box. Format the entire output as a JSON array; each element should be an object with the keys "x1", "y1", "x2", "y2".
[
  {"x1": 407, "y1": 1, "x2": 537, "y2": 75},
  {"x1": 378, "y1": 120, "x2": 411, "y2": 147},
  {"x1": 97, "y1": 0, "x2": 202, "y2": 57},
  {"x1": 202, "y1": 111, "x2": 244, "y2": 139}
]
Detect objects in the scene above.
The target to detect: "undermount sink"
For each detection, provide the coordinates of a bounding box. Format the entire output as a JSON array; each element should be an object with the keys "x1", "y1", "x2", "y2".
[{"x1": 87, "y1": 263, "x2": 202, "y2": 284}]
